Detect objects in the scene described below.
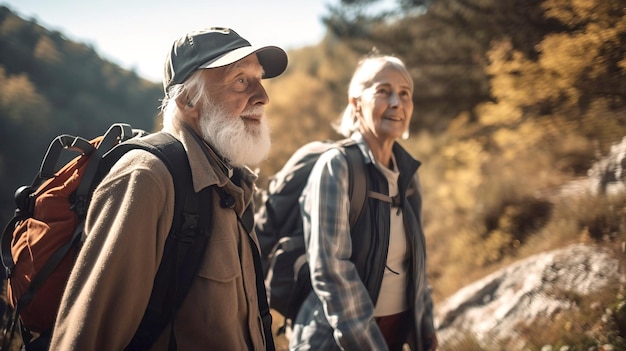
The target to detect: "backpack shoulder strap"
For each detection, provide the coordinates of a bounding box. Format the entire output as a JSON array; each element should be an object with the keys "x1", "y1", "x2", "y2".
[
  {"x1": 108, "y1": 132, "x2": 194, "y2": 231},
  {"x1": 337, "y1": 139, "x2": 368, "y2": 228},
  {"x1": 103, "y1": 132, "x2": 212, "y2": 351}
]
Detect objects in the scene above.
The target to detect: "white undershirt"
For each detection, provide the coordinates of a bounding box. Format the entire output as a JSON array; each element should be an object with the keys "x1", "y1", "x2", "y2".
[{"x1": 373, "y1": 155, "x2": 409, "y2": 316}]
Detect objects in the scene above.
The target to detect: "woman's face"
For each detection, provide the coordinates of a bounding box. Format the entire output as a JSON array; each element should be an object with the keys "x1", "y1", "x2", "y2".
[{"x1": 356, "y1": 65, "x2": 413, "y2": 143}]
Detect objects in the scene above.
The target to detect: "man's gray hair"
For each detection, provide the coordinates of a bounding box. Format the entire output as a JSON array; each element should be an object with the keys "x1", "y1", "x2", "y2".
[{"x1": 160, "y1": 71, "x2": 209, "y2": 132}]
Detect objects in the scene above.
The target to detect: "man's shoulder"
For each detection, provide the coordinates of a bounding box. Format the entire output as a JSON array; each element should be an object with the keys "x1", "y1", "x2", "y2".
[{"x1": 107, "y1": 149, "x2": 172, "y2": 182}]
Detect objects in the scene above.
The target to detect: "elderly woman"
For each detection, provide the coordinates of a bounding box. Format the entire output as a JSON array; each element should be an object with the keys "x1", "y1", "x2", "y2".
[{"x1": 290, "y1": 53, "x2": 438, "y2": 351}]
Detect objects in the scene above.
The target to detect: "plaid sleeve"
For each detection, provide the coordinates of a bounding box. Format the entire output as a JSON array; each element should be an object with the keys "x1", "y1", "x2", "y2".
[{"x1": 300, "y1": 149, "x2": 387, "y2": 350}]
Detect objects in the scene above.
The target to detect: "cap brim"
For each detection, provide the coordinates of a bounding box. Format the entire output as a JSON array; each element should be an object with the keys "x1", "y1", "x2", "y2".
[{"x1": 198, "y1": 45, "x2": 287, "y2": 79}]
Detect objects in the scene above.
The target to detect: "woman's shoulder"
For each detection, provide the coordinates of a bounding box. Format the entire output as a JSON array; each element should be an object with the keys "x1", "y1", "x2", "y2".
[{"x1": 316, "y1": 146, "x2": 351, "y2": 174}]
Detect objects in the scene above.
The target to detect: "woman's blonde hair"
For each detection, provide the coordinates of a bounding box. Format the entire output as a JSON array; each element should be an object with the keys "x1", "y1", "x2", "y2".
[{"x1": 335, "y1": 52, "x2": 414, "y2": 138}]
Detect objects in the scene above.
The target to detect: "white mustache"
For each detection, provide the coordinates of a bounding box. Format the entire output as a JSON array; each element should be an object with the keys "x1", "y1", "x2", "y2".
[{"x1": 240, "y1": 107, "x2": 265, "y2": 117}]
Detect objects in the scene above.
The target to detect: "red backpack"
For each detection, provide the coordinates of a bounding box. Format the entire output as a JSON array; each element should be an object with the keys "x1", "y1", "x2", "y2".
[
  {"x1": 2, "y1": 124, "x2": 136, "y2": 334},
  {"x1": 0, "y1": 124, "x2": 218, "y2": 351}
]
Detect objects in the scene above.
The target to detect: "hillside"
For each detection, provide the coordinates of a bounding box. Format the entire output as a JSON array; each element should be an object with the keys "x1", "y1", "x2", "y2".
[
  {"x1": 1, "y1": 0, "x2": 625, "y2": 349},
  {"x1": 0, "y1": 5, "x2": 163, "y2": 227},
  {"x1": 260, "y1": 0, "x2": 626, "y2": 348},
  {"x1": 258, "y1": 0, "x2": 626, "y2": 302}
]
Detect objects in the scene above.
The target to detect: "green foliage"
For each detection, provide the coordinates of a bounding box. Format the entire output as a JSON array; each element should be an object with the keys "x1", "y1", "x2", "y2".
[
  {"x1": 401, "y1": 0, "x2": 626, "y2": 308},
  {"x1": 322, "y1": 0, "x2": 427, "y2": 39},
  {"x1": 0, "y1": 6, "x2": 162, "y2": 227}
]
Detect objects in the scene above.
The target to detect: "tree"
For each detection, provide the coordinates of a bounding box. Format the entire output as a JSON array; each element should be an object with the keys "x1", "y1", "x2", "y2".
[{"x1": 322, "y1": 0, "x2": 432, "y2": 39}]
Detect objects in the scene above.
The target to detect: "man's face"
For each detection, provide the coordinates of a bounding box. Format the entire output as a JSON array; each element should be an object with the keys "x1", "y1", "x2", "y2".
[
  {"x1": 197, "y1": 54, "x2": 272, "y2": 167},
  {"x1": 203, "y1": 54, "x2": 269, "y2": 130}
]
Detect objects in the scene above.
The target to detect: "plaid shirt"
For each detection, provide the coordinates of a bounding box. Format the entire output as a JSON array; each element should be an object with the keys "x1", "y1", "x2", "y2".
[{"x1": 290, "y1": 133, "x2": 433, "y2": 350}]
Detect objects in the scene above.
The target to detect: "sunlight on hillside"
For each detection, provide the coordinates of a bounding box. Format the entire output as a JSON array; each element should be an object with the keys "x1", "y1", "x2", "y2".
[{"x1": 0, "y1": 0, "x2": 624, "y2": 349}]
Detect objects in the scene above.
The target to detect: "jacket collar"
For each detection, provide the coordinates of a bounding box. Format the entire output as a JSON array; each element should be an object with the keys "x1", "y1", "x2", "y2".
[{"x1": 350, "y1": 132, "x2": 421, "y2": 175}]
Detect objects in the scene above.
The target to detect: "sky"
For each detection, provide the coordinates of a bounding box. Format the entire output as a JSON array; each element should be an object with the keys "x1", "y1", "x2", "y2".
[{"x1": 1, "y1": 0, "x2": 335, "y2": 83}]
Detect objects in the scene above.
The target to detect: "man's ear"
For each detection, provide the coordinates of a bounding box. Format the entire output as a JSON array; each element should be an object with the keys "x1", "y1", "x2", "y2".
[
  {"x1": 175, "y1": 96, "x2": 199, "y2": 120},
  {"x1": 175, "y1": 95, "x2": 193, "y2": 109}
]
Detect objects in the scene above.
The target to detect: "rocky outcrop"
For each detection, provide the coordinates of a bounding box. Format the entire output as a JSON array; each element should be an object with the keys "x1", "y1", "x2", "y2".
[
  {"x1": 588, "y1": 137, "x2": 626, "y2": 196},
  {"x1": 554, "y1": 137, "x2": 626, "y2": 198},
  {"x1": 434, "y1": 244, "x2": 624, "y2": 350}
]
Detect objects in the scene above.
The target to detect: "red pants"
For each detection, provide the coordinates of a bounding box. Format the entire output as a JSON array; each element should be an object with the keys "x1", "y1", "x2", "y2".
[{"x1": 376, "y1": 310, "x2": 412, "y2": 351}]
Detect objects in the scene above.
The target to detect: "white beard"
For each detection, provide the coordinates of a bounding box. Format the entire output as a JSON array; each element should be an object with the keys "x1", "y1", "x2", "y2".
[{"x1": 198, "y1": 98, "x2": 271, "y2": 168}]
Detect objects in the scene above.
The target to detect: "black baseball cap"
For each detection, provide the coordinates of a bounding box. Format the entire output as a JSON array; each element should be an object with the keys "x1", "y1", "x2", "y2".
[{"x1": 163, "y1": 27, "x2": 288, "y2": 94}]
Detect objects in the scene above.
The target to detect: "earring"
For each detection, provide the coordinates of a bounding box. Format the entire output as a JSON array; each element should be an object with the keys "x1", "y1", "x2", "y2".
[{"x1": 187, "y1": 101, "x2": 193, "y2": 107}]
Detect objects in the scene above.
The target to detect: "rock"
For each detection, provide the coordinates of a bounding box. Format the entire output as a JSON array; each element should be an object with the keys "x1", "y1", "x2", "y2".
[
  {"x1": 588, "y1": 136, "x2": 626, "y2": 195},
  {"x1": 434, "y1": 244, "x2": 623, "y2": 350}
]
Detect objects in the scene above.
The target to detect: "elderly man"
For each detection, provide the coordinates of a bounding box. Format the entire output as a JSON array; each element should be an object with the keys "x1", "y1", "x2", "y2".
[{"x1": 50, "y1": 27, "x2": 287, "y2": 350}]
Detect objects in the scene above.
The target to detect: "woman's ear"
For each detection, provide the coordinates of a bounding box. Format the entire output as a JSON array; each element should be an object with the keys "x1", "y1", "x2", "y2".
[{"x1": 349, "y1": 97, "x2": 361, "y2": 114}]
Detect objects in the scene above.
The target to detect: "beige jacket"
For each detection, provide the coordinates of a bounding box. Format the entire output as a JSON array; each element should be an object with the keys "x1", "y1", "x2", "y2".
[{"x1": 50, "y1": 122, "x2": 268, "y2": 350}]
